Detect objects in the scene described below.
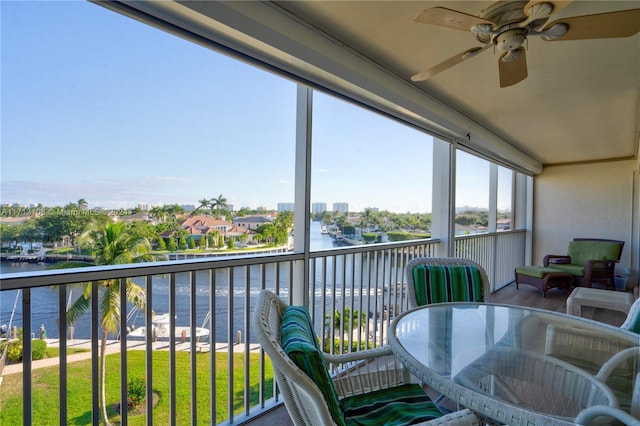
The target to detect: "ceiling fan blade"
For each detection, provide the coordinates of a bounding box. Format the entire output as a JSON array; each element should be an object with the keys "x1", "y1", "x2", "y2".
[
  {"x1": 544, "y1": 9, "x2": 640, "y2": 40},
  {"x1": 411, "y1": 44, "x2": 492, "y2": 82},
  {"x1": 499, "y1": 47, "x2": 528, "y2": 88},
  {"x1": 415, "y1": 7, "x2": 495, "y2": 31}
]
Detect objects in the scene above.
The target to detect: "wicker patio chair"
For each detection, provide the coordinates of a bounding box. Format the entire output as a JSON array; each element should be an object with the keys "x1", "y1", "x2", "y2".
[
  {"x1": 252, "y1": 289, "x2": 480, "y2": 426},
  {"x1": 405, "y1": 257, "x2": 490, "y2": 309},
  {"x1": 545, "y1": 324, "x2": 639, "y2": 418},
  {"x1": 620, "y1": 296, "x2": 640, "y2": 333},
  {"x1": 543, "y1": 238, "x2": 624, "y2": 289}
]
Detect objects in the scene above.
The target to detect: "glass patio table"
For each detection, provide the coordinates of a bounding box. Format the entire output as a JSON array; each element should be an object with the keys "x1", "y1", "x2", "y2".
[{"x1": 388, "y1": 302, "x2": 640, "y2": 425}]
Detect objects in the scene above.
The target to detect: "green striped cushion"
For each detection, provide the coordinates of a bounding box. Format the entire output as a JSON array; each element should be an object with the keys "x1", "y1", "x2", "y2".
[
  {"x1": 342, "y1": 383, "x2": 442, "y2": 426},
  {"x1": 412, "y1": 265, "x2": 485, "y2": 306},
  {"x1": 281, "y1": 306, "x2": 346, "y2": 426}
]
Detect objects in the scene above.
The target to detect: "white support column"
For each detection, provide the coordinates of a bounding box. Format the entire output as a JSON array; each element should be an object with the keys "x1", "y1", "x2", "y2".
[
  {"x1": 292, "y1": 84, "x2": 313, "y2": 306},
  {"x1": 525, "y1": 175, "x2": 534, "y2": 265},
  {"x1": 630, "y1": 170, "x2": 639, "y2": 296},
  {"x1": 488, "y1": 163, "x2": 498, "y2": 234},
  {"x1": 432, "y1": 138, "x2": 455, "y2": 257}
]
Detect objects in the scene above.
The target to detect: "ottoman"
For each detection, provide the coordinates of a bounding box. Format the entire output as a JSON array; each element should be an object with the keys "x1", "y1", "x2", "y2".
[
  {"x1": 515, "y1": 266, "x2": 574, "y2": 298},
  {"x1": 566, "y1": 287, "x2": 634, "y2": 317}
]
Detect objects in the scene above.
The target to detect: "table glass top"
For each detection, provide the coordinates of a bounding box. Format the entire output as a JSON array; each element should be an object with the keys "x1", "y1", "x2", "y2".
[{"x1": 391, "y1": 303, "x2": 639, "y2": 421}]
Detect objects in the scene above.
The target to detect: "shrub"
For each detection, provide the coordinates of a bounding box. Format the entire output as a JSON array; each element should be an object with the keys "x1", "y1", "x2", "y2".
[
  {"x1": 362, "y1": 232, "x2": 378, "y2": 243},
  {"x1": 4, "y1": 338, "x2": 47, "y2": 362},
  {"x1": 127, "y1": 377, "x2": 146, "y2": 409},
  {"x1": 7, "y1": 341, "x2": 22, "y2": 362},
  {"x1": 386, "y1": 231, "x2": 430, "y2": 241},
  {"x1": 323, "y1": 338, "x2": 373, "y2": 354},
  {"x1": 32, "y1": 339, "x2": 47, "y2": 360}
]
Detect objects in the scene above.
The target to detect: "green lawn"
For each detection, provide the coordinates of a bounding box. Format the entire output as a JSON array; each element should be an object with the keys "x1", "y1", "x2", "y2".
[
  {"x1": 45, "y1": 347, "x2": 90, "y2": 358},
  {"x1": 0, "y1": 350, "x2": 274, "y2": 425}
]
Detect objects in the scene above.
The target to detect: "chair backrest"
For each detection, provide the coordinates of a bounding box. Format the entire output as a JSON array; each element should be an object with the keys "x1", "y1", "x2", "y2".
[
  {"x1": 252, "y1": 289, "x2": 343, "y2": 426},
  {"x1": 620, "y1": 297, "x2": 640, "y2": 334},
  {"x1": 569, "y1": 238, "x2": 624, "y2": 265},
  {"x1": 405, "y1": 257, "x2": 490, "y2": 309}
]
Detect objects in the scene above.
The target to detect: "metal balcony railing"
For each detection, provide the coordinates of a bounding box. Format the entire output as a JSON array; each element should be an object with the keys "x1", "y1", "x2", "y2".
[{"x1": 0, "y1": 230, "x2": 525, "y2": 425}]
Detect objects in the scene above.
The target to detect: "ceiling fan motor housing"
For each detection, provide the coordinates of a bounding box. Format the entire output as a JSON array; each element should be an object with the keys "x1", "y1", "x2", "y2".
[{"x1": 495, "y1": 28, "x2": 527, "y2": 51}]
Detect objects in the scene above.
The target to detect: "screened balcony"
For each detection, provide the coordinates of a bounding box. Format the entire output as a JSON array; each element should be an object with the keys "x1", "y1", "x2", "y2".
[{"x1": 1, "y1": 1, "x2": 639, "y2": 425}]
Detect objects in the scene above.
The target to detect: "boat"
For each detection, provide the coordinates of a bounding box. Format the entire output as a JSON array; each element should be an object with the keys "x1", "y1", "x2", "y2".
[
  {"x1": 127, "y1": 313, "x2": 209, "y2": 341},
  {"x1": 320, "y1": 224, "x2": 328, "y2": 234}
]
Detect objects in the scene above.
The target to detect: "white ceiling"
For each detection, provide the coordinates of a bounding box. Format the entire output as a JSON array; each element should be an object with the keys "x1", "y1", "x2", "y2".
[
  {"x1": 269, "y1": 1, "x2": 640, "y2": 166},
  {"x1": 112, "y1": 0, "x2": 639, "y2": 169}
]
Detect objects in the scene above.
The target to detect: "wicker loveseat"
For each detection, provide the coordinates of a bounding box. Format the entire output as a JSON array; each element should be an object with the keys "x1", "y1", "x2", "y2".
[{"x1": 543, "y1": 238, "x2": 624, "y2": 289}]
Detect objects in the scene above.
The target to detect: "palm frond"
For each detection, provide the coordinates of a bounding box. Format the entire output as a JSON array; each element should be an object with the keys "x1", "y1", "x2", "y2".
[{"x1": 67, "y1": 283, "x2": 92, "y2": 325}]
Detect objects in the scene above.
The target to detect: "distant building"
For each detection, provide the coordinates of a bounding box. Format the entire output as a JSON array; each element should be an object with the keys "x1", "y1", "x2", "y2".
[
  {"x1": 226, "y1": 225, "x2": 256, "y2": 243},
  {"x1": 364, "y1": 207, "x2": 379, "y2": 212},
  {"x1": 277, "y1": 202, "x2": 294, "y2": 212},
  {"x1": 180, "y1": 215, "x2": 232, "y2": 235},
  {"x1": 333, "y1": 202, "x2": 349, "y2": 213},
  {"x1": 234, "y1": 215, "x2": 273, "y2": 231},
  {"x1": 181, "y1": 204, "x2": 196, "y2": 212},
  {"x1": 312, "y1": 203, "x2": 327, "y2": 214},
  {"x1": 120, "y1": 213, "x2": 151, "y2": 223},
  {"x1": 497, "y1": 218, "x2": 511, "y2": 231},
  {"x1": 226, "y1": 203, "x2": 234, "y2": 212}
]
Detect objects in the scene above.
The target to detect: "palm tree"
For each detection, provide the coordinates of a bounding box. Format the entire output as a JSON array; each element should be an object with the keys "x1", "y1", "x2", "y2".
[
  {"x1": 149, "y1": 206, "x2": 166, "y2": 223},
  {"x1": 209, "y1": 194, "x2": 228, "y2": 217},
  {"x1": 77, "y1": 198, "x2": 88, "y2": 210},
  {"x1": 325, "y1": 306, "x2": 367, "y2": 335},
  {"x1": 194, "y1": 198, "x2": 210, "y2": 216},
  {"x1": 67, "y1": 222, "x2": 154, "y2": 425},
  {"x1": 359, "y1": 208, "x2": 379, "y2": 232},
  {"x1": 324, "y1": 307, "x2": 367, "y2": 352}
]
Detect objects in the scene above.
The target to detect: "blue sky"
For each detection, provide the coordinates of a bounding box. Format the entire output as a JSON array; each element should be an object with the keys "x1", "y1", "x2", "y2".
[{"x1": 1, "y1": 1, "x2": 503, "y2": 213}]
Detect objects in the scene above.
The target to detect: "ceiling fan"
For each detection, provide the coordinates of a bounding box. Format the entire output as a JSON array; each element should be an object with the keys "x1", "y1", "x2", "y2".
[{"x1": 411, "y1": 1, "x2": 640, "y2": 87}]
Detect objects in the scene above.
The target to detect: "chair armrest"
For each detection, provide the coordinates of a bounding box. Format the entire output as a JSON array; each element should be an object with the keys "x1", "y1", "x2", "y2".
[
  {"x1": 324, "y1": 346, "x2": 413, "y2": 397},
  {"x1": 575, "y1": 405, "x2": 640, "y2": 426},
  {"x1": 544, "y1": 255, "x2": 570, "y2": 267},
  {"x1": 596, "y1": 347, "x2": 640, "y2": 382},
  {"x1": 417, "y1": 408, "x2": 480, "y2": 426},
  {"x1": 584, "y1": 258, "x2": 618, "y2": 271},
  {"x1": 323, "y1": 345, "x2": 394, "y2": 364}
]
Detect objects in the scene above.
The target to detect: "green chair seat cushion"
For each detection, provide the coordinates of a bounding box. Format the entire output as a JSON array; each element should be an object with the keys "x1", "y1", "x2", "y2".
[
  {"x1": 543, "y1": 263, "x2": 584, "y2": 276},
  {"x1": 281, "y1": 306, "x2": 346, "y2": 426},
  {"x1": 342, "y1": 383, "x2": 443, "y2": 426},
  {"x1": 412, "y1": 265, "x2": 485, "y2": 306},
  {"x1": 515, "y1": 266, "x2": 566, "y2": 278}
]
